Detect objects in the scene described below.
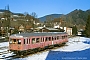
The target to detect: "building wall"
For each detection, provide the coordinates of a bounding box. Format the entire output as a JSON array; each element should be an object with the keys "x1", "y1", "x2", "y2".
[{"x1": 66, "y1": 28, "x2": 72, "y2": 36}]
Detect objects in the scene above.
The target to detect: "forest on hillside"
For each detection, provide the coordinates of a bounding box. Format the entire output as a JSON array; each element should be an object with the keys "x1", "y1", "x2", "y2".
[{"x1": 39, "y1": 9, "x2": 90, "y2": 29}]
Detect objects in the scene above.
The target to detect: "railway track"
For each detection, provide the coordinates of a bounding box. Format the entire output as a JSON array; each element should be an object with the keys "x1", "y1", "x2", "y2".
[
  {"x1": 0, "y1": 45, "x2": 19, "y2": 60},
  {"x1": 0, "y1": 50, "x2": 15, "y2": 59}
]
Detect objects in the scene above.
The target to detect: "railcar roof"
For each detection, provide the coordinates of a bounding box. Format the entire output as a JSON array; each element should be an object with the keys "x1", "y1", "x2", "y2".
[{"x1": 10, "y1": 32, "x2": 67, "y2": 38}]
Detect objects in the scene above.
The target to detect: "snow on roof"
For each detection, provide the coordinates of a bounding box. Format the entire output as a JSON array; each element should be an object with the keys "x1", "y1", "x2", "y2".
[{"x1": 46, "y1": 28, "x2": 59, "y2": 30}]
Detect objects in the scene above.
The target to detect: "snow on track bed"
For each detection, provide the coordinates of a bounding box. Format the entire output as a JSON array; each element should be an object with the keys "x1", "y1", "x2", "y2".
[
  {"x1": 13, "y1": 37, "x2": 90, "y2": 60},
  {"x1": 0, "y1": 37, "x2": 90, "y2": 60},
  {"x1": 0, "y1": 42, "x2": 16, "y2": 60}
]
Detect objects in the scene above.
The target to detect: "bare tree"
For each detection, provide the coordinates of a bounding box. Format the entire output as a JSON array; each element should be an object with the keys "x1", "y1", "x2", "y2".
[{"x1": 31, "y1": 12, "x2": 37, "y2": 18}]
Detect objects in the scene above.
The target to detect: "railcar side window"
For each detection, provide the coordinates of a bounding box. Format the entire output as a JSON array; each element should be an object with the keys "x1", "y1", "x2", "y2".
[
  {"x1": 49, "y1": 37, "x2": 51, "y2": 41},
  {"x1": 43, "y1": 37, "x2": 44, "y2": 42},
  {"x1": 27, "y1": 39, "x2": 28, "y2": 44},
  {"x1": 62, "y1": 36, "x2": 63, "y2": 39},
  {"x1": 24, "y1": 39, "x2": 25, "y2": 44},
  {"x1": 62, "y1": 36, "x2": 65, "y2": 39},
  {"x1": 53, "y1": 36, "x2": 57, "y2": 40},
  {"x1": 59, "y1": 36, "x2": 62, "y2": 39},
  {"x1": 64, "y1": 36, "x2": 65, "y2": 39},
  {"x1": 52, "y1": 37, "x2": 54, "y2": 41},
  {"x1": 57, "y1": 36, "x2": 59, "y2": 40},
  {"x1": 45, "y1": 37, "x2": 49, "y2": 41},
  {"x1": 29, "y1": 39, "x2": 30, "y2": 44},
  {"x1": 36, "y1": 38, "x2": 40, "y2": 43},
  {"x1": 65, "y1": 35, "x2": 67, "y2": 38},
  {"x1": 45, "y1": 37, "x2": 51, "y2": 41},
  {"x1": 41, "y1": 37, "x2": 42, "y2": 42},
  {"x1": 41, "y1": 37, "x2": 44, "y2": 42},
  {"x1": 32, "y1": 38, "x2": 36, "y2": 44},
  {"x1": 45, "y1": 37, "x2": 47, "y2": 41}
]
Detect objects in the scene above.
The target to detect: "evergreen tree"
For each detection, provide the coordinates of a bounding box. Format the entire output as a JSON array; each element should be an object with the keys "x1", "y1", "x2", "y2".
[
  {"x1": 72, "y1": 25, "x2": 77, "y2": 36},
  {"x1": 85, "y1": 15, "x2": 90, "y2": 37}
]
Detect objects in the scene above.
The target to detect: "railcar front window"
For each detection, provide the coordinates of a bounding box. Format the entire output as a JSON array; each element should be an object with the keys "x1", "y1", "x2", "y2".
[
  {"x1": 9, "y1": 39, "x2": 12, "y2": 44},
  {"x1": 9, "y1": 39, "x2": 21, "y2": 44},
  {"x1": 18, "y1": 40, "x2": 21, "y2": 44},
  {"x1": 13, "y1": 39, "x2": 17, "y2": 44}
]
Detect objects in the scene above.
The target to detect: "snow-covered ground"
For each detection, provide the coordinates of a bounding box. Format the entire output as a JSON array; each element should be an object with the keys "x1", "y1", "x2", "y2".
[
  {"x1": 0, "y1": 36, "x2": 90, "y2": 60},
  {"x1": 54, "y1": 37, "x2": 90, "y2": 52},
  {"x1": 0, "y1": 42, "x2": 15, "y2": 60}
]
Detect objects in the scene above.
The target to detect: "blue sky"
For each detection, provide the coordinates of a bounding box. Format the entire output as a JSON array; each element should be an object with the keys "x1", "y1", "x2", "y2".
[{"x1": 0, "y1": 0, "x2": 90, "y2": 17}]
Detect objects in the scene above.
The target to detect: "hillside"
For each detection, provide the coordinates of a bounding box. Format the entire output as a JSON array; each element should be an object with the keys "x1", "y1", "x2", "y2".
[
  {"x1": 61, "y1": 9, "x2": 90, "y2": 28},
  {"x1": 39, "y1": 9, "x2": 90, "y2": 29},
  {"x1": 39, "y1": 14, "x2": 63, "y2": 22}
]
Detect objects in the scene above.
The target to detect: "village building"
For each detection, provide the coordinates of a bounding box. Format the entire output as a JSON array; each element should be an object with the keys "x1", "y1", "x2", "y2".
[{"x1": 18, "y1": 25, "x2": 25, "y2": 32}]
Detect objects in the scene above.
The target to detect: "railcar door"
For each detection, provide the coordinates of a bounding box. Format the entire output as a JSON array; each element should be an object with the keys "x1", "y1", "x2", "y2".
[
  {"x1": 40, "y1": 37, "x2": 45, "y2": 48},
  {"x1": 52, "y1": 37, "x2": 54, "y2": 45},
  {"x1": 23, "y1": 38, "x2": 29, "y2": 50}
]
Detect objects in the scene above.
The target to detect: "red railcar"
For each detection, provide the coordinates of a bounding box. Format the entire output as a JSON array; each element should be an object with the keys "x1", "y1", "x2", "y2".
[{"x1": 9, "y1": 32, "x2": 68, "y2": 54}]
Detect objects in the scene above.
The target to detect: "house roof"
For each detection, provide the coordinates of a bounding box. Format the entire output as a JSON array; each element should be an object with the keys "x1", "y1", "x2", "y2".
[
  {"x1": 19, "y1": 25, "x2": 24, "y2": 29},
  {"x1": 40, "y1": 27, "x2": 59, "y2": 31}
]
